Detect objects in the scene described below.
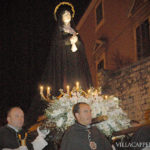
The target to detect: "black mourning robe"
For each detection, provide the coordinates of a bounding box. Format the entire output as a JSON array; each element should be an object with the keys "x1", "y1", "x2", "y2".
[
  {"x1": 0, "y1": 125, "x2": 33, "y2": 150},
  {"x1": 42, "y1": 25, "x2": 93, "y2": 96},
  {"x1": 60, "y1": 122, "x2": 112, "y2": 150}
]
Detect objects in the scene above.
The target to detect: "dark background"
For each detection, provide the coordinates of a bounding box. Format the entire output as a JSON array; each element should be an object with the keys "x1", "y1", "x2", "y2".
[{"x1": 0, "y1": 0, "x2": 91, "y2": 125}]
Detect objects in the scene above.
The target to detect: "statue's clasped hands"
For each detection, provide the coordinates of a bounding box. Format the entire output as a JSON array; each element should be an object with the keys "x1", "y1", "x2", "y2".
[{"x1": 70, "y1": 34, "x2": 78, "y2": 52}]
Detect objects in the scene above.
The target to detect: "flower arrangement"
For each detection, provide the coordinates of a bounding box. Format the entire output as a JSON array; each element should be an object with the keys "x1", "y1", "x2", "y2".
[{"x1": 45, "y1": 87, "x2": 131, "y2": 136}]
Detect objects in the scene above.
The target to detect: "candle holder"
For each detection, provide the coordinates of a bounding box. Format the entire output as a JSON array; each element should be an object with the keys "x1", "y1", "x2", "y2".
[
  {"x1": 39, "y1": 82, "x2": 100, "y2": 101},
  {"x1": 18, "y1": 133, "x2": 27, "y2": 146},
  {"x1": 40, "y1": 86, "x2": 52, "y2": 102}
]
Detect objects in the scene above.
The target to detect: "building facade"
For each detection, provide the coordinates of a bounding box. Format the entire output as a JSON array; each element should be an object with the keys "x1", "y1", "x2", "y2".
[{"x1": 77, "y1": 0, "x2": 150, "y2": 87}]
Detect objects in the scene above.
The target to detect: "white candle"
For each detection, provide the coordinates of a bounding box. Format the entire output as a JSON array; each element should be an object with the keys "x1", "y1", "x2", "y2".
[
  {"x1": 104, "y1": 95, "x2": 108, "y2": 99},
  {"x1": 40, "y1": 86, "x2": 43, "y2": 95},
  {"x1": 76, "y1": 81, "x2": 79, "y2": 90},
  {"x1": 47, "y1": 86, "x2": 50, "y2": 96},
  {"x1": 94, "y1": 89, "x2": 98, "y2": 95},
  {"x1": 66, "y1": 85, "x2": 70, "y2": 94}
]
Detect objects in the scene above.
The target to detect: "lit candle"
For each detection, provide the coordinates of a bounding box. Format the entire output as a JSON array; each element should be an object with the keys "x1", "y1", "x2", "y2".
[
  {"x1": 94, "y1": 89, "x2": 98, "y2": 95},
  {"x1": 40, "y1": 86, "x2": 43, "y2": 95},
  {"x1": 104, "y1": 95, "x2": 108, "y2": 99},
  {"x1": 66, "y1": 85, "x2": 70, "y2": 94},
  {"x1": 76, "y1": 81, "x2": 79, "y2": 90},
  {"x1": 47, "y1": 86, "x2": 50, "y2": 96}
]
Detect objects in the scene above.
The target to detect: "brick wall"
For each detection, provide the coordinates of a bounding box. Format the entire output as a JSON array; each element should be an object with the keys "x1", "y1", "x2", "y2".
[{"x1": 97, "y1": 57, "x2": 150, "y2": 123}]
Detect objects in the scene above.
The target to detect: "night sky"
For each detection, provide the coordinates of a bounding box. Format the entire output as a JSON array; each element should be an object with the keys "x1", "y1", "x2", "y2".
[{"x1": 0, "y1": 0, "x2": 91, "y2": 125}]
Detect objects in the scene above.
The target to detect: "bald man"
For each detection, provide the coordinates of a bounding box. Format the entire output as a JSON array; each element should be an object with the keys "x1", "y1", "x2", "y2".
[{"x1": 0, "y1": 107, "x2": 48, "y2": 150}]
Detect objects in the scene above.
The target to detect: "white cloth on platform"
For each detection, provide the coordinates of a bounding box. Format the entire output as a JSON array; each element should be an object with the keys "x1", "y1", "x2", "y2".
[
  {"x1": 32, "y1": 135, "x2": 48, "y2": 150},
  {"x1": 31, "y1": 127, "x2": 49, "y2": 150}
]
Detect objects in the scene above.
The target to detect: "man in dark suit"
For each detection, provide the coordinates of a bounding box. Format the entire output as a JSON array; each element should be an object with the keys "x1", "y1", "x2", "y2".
[
  {"x1": 60, "y1": 102, "x2": 112, "y2": 150},
  {"x1": 0, "y1": 107, "x2": 48, "y2": 150}
]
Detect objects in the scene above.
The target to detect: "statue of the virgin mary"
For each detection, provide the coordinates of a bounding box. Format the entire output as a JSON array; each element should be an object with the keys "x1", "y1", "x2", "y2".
[{"x1": 42, "y1": 2, "x2": 93, "y2": 96}]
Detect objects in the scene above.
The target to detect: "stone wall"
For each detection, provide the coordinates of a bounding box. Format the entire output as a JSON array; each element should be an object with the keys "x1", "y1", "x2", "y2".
[{"x1": 97, "y1": 57, "x2": 150, "y2": 123}]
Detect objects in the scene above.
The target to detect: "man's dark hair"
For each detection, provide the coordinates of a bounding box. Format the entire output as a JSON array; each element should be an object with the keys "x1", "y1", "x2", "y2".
[{"x1": 72, "y1": 102, "x2": 88, "y2": 118}]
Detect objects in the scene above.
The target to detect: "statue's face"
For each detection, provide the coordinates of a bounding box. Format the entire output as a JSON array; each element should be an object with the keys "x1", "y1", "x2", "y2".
[{"x1": 62, "y1": 10, "x2": 71, "y2": 24}]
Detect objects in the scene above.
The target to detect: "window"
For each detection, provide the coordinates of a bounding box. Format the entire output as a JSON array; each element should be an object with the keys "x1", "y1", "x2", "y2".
[
  {"x1": 136, "y1": 19, "x2": 150, "y2": 60},
  {"x1": 96, "y1": 2, "x2": 103, "y2": 25},
  {"x1": 97, "y1": 60, "x2": 104, "y2": 72}
]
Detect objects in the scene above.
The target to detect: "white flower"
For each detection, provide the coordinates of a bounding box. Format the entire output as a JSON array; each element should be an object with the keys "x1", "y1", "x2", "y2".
[
  {"x1": 45, "y1": 87, "x2": 131, "y2": 136},
  {"x1": 51, "y1": 109, "x2": 64, "y2": 117},
  {"x1": 56, "y1": 118, "x2": 64, "y2": 127}
]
